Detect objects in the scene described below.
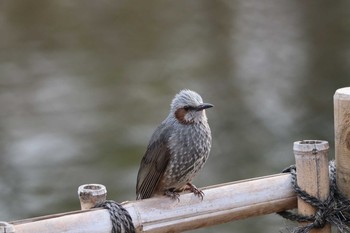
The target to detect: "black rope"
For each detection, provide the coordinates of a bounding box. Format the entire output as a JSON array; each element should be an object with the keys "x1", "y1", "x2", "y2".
[
  {"x1": 94, "y1": 200, "x2": 135, "y2": 233},
  {"x1": 277, "y1": 161, "x2": 350, "y2": 233}
]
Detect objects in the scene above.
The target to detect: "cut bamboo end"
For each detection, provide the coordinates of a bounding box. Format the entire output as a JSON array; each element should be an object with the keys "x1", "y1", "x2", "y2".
[
  {"x1": 0, "y1": 221, "x2": 15, "y2": 233},
  {"x1": 293, "y1": 140, "x2": 331, "y2": 233},
  {"x1": 334, "y1": 87, "x2": 350, "y2": 198},
  {"x1": 78, "y1": 184, "x2": 107, "y2": 210}
]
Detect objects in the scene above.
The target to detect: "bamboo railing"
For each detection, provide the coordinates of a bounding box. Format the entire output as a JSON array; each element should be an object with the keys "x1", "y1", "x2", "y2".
[{"x1": 1, "y1": 87, "x2": 350, "y2": 233}]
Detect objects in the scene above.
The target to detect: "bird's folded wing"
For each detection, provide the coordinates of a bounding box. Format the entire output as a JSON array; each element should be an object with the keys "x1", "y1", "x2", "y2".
[{"x1": 136, "y1": 125, "x2": 172, "y2": 200}]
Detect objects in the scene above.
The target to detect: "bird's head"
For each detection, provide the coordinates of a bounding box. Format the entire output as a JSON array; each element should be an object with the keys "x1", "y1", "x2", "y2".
[{"x1": 170, "y1": 89, "x2": 213, "y2": 124}]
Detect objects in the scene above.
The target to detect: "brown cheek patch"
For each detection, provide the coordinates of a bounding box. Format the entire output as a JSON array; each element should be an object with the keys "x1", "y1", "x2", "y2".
[
  {"x1": 175, "y1": 108, "x2": 186, "y2": 123},
  {"x1": 175, "y1": 108, "x2": 194, "y2": 124}
]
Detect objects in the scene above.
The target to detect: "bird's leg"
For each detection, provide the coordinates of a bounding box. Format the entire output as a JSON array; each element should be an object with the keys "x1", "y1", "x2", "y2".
[
  {"x1": 186, "y1": 183, "x2": 204, "y2": 200},
  {"x1": 164, "y1": 188, "x2": 180, "y2": 201}
]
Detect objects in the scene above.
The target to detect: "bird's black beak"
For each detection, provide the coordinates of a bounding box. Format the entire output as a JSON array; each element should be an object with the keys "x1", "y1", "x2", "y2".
[{"x1": 196, "y1": 103, "x2": 214, "y2": 111}]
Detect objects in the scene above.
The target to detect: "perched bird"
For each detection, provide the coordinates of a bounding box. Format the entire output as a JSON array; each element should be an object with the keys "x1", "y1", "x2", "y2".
[{"x1": 136, "y1": 89, "x2": 213, "y2": 200}]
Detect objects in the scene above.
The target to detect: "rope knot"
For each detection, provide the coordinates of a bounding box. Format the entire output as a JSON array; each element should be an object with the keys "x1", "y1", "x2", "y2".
[
  {"x1": 313, "y1": 210, "x2": 326, "y2": 228},
  {"x1": 94, "y1": 200, "x2": 135, "y2": 233},
  {"x1": 278, "y1": 161, "x2": 350, "y2": 233}
]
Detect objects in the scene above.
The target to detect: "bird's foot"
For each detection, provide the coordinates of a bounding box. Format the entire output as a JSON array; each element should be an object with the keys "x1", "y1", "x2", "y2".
[
  {"x1": 186, "y1": 183, "x2": 204, "y2": 200},
  {"x1": 164, "y1": 189, "x2": 180, "y2": 202}
]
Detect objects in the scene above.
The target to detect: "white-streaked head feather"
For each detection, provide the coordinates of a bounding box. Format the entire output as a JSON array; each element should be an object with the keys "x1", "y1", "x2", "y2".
[
  {"x1": 169, "y1": 89, "x2": 212, "y2": 124},
  {"x1": 170, "y1": 89, "x2": 203, "y2": 112}
]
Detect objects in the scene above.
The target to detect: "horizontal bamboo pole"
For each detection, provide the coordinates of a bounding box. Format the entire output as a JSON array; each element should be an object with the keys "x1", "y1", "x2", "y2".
[
  {"x1": 11, "y1": 174, "x2": 296, "y2": 233},
  {"x1": 12, "y1": 210, "x2": 112, "y2": 233}
]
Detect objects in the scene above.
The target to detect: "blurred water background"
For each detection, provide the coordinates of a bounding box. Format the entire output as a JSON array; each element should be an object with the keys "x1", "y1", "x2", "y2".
[{"x1": 0, "y1": 1, "x2": 349, "y2": 232}]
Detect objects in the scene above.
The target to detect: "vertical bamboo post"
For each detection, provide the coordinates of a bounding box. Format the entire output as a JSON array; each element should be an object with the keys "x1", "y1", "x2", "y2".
[
  {"x1": 0, "y1": 222, "x2": 15, "y2": 233},
  {"x1": 334, "y1": 87, "x2": 350, "y2": 198},
  {"x1": 78, "y1": 184, "x2": 107, "y2": 210},
  {"x1": 293, "y1": 140, "x2": 331, "y2": 233}
]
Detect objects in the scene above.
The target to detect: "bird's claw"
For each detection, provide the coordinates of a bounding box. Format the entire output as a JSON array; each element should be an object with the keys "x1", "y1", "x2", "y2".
[
  {"x1": 165, "y1": 190, "x2": 180, "y2": 202},
  {"x1": 186, "y1": 183, "x2": 204, "y2": 200}
]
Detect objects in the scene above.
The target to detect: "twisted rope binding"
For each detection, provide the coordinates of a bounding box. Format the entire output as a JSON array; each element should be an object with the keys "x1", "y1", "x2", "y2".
[
  {"x1": 278, "y1": 161, "x2": 350, "y2": 233},
  {"x1": 95, "y1": 200, "x2": 135, "y2": 233}
]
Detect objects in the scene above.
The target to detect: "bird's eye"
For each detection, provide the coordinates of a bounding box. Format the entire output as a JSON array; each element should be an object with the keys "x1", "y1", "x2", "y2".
[{"x1": 183, "y1": 106, "x2": 194, "y2": 111}]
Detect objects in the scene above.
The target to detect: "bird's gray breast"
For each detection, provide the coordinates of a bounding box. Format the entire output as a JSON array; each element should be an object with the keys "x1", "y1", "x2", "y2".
[{"x1": 165, "y1": 121, "x2": 211, "y2": 188}]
